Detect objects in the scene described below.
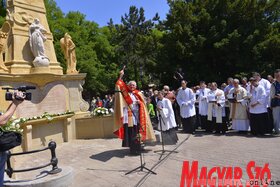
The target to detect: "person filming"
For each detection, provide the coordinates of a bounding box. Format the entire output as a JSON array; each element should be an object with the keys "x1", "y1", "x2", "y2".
[{"x1": 0, "y1": 91, "x2": 25, "y2": 186}]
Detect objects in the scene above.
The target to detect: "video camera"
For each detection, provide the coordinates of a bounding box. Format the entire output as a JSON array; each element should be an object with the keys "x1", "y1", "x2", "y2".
[{"x1": 2, "y1": 86, "x2": 36, "y2": 101}]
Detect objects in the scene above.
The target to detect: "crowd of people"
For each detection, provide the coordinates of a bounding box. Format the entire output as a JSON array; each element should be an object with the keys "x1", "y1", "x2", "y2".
[
  {"x1": 90, "y1": 94, "x2": 115, "y2": 113},
  {"x1": 144, "y1": 70, "x2": 280, "y2": 137}
]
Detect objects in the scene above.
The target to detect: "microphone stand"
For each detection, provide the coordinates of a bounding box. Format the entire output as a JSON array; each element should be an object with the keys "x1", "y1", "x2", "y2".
[
  {"x1": 125, "y1": 122, "x2": 156, "y2": 175},
  {"x1": 117, "y1": 92, "x2": 155, "y2": 175},
  {"x1": 154, "y1": 109, "x2": 178, "y2": 160}
]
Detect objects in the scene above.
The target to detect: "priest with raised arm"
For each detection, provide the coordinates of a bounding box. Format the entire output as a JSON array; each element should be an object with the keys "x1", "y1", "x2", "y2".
[{"x1": 113, "y1": 67, "x2": 156, "y2": 155}]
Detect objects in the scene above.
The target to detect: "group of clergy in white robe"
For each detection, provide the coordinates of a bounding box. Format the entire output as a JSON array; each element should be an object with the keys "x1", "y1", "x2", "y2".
[
  {"x1": 155, "y1": 70, "x2": 280, "y2": 136},
  {"x1": 196, "y1": 82, "x2": 228, "y2": 134},
  {"x1": 195, "y1": 75, "x2": 274, "y2": 135}
]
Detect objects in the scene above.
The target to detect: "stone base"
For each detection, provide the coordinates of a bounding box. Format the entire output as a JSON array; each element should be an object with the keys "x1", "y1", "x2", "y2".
[
  {"x1": 31, "y1": 67, "x2": 51, "y2": 74},
  {"x1": 76, "y1": 115, "x2": 116, "y2": 139},
  {"x1": 30, "y1": 66, "x2": 51, "y2": 74},
  {"x1": 4, "y1": 166, "x2": 73, "y2": 187}
]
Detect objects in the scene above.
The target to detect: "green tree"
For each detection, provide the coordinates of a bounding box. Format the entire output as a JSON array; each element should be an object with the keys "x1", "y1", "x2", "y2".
[
  {"x1": 0, "y1": 0, "x2": 6, "y2": 26},
  {"x1": 110, "y1": 6, "x2": 161, "y2": 88},
  {"x1": 163, "y1": 0, "x2": 280, "y2": 86}
]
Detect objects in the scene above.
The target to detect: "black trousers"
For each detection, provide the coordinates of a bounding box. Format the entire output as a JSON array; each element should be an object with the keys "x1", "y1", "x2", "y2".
[
  {"x1": 250, "y1": 113, "x2": 268, "y2": 135},
  {"x1": 200, "y1": 115, "x2": 213, "y2": 132},
  {"x1": 181, "y1": 116, "x2": 196, "y2": 133},
  {"x1": 212, "y1": 117, "x2": 228, "y2": 133},
  {"x1": 173, "y1": 102, "x2": 182, "y2": 128},
  {"x1": 267, "y1": 108, "x2": 274, "y2": 133},
  {"x1": 122, "y1": 124, "x2": 140, "y2": 153}
]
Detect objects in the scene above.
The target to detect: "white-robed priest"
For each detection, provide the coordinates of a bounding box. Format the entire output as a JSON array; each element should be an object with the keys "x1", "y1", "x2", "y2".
[
  {"x1": 207, "y1": 82, "x2": 228, "y2": 134},
  {"x1": 197, "y1": 81, "x2": 211, "y2": 132},
  {"x1": 177, "y1": 80, "x2": 196, "y2": 134},
  {"x1": 228, "y1": 79, "x2": 250, "y2": 132},
  {"x1": 156, "y1": 91, "x2": 178, "y2": 144},
  {"x1": 248, "y1": 78, "x2": 268, "y2": 136}
]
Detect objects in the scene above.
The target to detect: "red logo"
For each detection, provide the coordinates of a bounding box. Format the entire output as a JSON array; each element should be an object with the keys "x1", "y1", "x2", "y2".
[{"x1": 180, "y1": 161, "x2": 273, "y2": 187}]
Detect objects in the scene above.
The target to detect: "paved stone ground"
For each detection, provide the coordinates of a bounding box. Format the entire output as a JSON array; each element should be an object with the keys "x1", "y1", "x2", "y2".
[{"x1": 5, "y1": 131, "x2": 280, "y2": 187}]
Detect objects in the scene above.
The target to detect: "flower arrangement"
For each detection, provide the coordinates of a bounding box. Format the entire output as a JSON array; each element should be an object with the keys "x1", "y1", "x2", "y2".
[
  {"x1": 0, "y1": 117, "x2": 26, "y2": 134},
  {"x1": 25, "y1": 111, "x2": 74, "y2": 122},
  {"x1": 92, "y1": 107, "x2": 110, "y2": 117},
  {"x1": 0, "y1": 111, "x2": 74, "y2": 134}
]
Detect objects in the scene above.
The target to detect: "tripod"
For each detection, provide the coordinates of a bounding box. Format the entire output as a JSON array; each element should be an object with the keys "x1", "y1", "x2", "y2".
[
  {"x1": 154, "y1": 112, "x2": 178, "y2": 160},
  {"x1": 125, "y1": 123, "x2": 156, "y2": 175}
]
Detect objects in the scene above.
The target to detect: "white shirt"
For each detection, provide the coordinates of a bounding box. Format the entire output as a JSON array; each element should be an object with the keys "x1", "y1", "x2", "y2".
[
  {"x1": 249, "y1": 85, "x2": 267, "y2": 114},
  {"x1": 177, "y1": 87, "x2": 196, "y2": 118},
  {"x1": 123, "y1": 93, "x2": 139, "y2": 125},
  {"x1": 197, "y1": 88, "x2": 210, "y2": 116},
  {"x1": 157, "y1": 98, "x2": 177, "y2": 131},
  {"x1": 258, "y1": 78, "x2": 271, "y2": 107}
]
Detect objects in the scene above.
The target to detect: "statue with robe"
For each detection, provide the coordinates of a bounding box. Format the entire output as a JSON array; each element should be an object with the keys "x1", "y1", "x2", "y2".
[
  {"x1": 29, "y1": 18, "x2": 49, "y2": 67},
  {"x1": 0, "y1": 22, "x2": 11, "y2": 72},
  {"x1": 60, "y1": 33, "x2": 78, "y2": 74}
]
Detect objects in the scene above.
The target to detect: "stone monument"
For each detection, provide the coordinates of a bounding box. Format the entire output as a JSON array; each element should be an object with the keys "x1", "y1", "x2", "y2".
[
  {"x1": 0, "y1": 0, "x2": 90, "y2": 153},
  {"x1": 4, "y1": 0, "x2": 62, "y2": 74}
]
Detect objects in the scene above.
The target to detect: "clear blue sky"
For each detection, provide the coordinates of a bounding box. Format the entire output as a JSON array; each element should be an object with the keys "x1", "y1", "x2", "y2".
[{"x1": 55, "y1": 0, "x2": 170, "y2": 27}]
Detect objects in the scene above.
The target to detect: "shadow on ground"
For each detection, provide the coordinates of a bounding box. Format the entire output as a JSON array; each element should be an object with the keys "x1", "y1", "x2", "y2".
[
  {"x1": 89, "y1": 149, "x2": 129, "y2": 162},
  {"x1": 192, "y1": 130, "x2": 278, "y2": 138}
]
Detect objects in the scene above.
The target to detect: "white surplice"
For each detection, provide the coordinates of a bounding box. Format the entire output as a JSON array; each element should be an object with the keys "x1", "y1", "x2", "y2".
[
  {"x1": 157, "y1": 98, "x2": 177, "y2": 131},
  {"x1": 122, "y1": 93, "x2": 139, "y2": 125},
  {"x1": 207, "y1": 89, "x2": 226, "y2": 123},
  {"x1": 177, "y1": 87, "x2": 196, "y2": 118},
  {"x1": 249, "y1": 85, "x2": 267, "y2": 114},
  {"x1": 197, "y1": 88, "x2": 211, "y2": 116},
  {"x1": 258, "y1": 78, "x2": 271, "y2": 107}
]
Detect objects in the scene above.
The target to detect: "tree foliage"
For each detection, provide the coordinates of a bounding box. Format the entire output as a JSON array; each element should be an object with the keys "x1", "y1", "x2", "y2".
[
  {"x1": 163, "y1": 0, "x2": 280, "y2": 85},
  {"x1": 108, "y1": 6, "x2": 161, "y2": 88},
  {"x1": 0, "y1": 0, "x2": 6, "y2": 26}
]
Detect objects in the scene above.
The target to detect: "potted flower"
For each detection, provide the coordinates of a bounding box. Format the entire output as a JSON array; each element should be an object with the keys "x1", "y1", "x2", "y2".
[{"x1": 92, "y1": 107, "x2": 110, "y2": 117}]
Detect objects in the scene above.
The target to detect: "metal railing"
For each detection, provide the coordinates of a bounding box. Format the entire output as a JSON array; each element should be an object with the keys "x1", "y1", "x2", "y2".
[{"x1": 5, "y1": 141, "x2": 62, "y2": 178}]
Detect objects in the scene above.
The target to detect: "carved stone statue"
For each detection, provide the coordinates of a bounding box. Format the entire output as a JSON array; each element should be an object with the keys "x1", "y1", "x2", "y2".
[
  {"x1": 0, "y1": 22, "x2": 11, "y2": 73},
  {"x1": 60, "y1": 33, "x2": 78, "y2": 74},
  {"x1": 29, "y1": 18, "x2": 49, "y2": 67}
]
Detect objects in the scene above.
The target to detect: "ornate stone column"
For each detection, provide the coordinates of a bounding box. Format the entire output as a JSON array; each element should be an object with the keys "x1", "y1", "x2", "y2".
[{"x1": 4, "y1": 0, "x2": 63, "y2": 74}]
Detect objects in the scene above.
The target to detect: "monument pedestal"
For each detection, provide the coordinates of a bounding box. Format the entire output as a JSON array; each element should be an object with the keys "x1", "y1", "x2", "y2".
[
  {"x1": 30, "y1": 67, "x2": 51, "y2": 74},
  {"x1": 0, "y1": 73, "x2": 89, "y2": 152}
]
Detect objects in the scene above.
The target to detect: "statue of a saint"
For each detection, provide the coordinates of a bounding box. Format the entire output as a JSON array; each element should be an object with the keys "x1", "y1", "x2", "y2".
[
  {"x1": 0, "y1": 22, "x2": 11, "y2": 72},
  {"x1": 29, "y1": 18, "x2": 49, "y2": 66},
  {"x1": 60, "y1": 33, "x2": 78, "y2": 74}
]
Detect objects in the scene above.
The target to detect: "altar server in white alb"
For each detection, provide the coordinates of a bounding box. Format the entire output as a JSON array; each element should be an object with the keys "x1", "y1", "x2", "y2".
[
  {"x1": 197, "y1": 81, "x2": 211, "y2": 132},
  {"x1": 207, "y1": 82, "x2": 227, "y2": 134},
  {"x1": 177, "y1": 80, "x2": 196, "y2": 134},
  {"x1": 228, "y1": 79, "x2": 250, "y2": 132},
  {"x1": 248, "y1": 78, "x2": 268, "y2": 136},
  {"x1": 157, "y1": 91, "x2": 178, "y2": 144},
  {"x1": 253, "y1": 72, "x2": 273, "y2": 133}
]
